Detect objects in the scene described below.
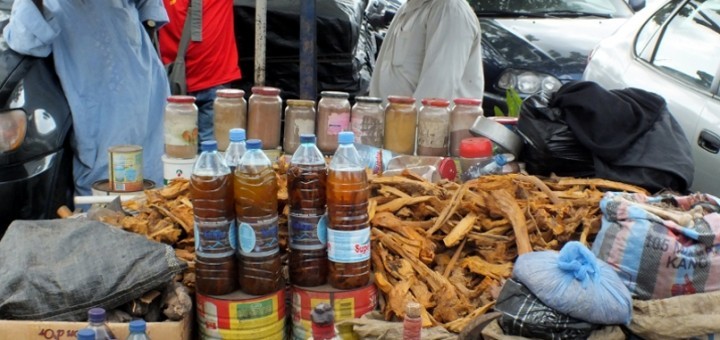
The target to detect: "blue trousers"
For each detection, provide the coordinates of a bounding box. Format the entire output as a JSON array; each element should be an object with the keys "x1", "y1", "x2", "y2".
[{"x1": 189, "y1": 84, "x2": 228, "y2": 144}]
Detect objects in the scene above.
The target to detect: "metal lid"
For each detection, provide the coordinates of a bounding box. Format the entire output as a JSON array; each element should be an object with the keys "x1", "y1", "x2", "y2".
[
  {"x1": 320, "y1": 91, "x2": 349, "y2": 99},
  {"x1": 470, "y1": 117, "x2": 523, "y2": 156},
  {"x1": 355, "y1": 96, "x2": 382, "y2": 104},
  {"x1": 286, "y1": 99, "x2": 316, "y2": 107},
  {"x1": 387, "y1": 95, "x2": 416, "y2": 104}
]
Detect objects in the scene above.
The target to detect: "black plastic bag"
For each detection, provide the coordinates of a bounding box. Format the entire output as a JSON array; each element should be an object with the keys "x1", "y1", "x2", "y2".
[
  {"x1": 495, "y1": 279, "x2": 600, "y2": 340},
  {"x1": 0, "y1": 219, "x2": 186, "y2": 321}
]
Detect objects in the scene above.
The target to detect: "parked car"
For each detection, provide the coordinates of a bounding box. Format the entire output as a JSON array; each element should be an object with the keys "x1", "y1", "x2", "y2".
[
  {"x1": 582, "y1": 0, "x2": 720, "y2": 196},
  {"x1": 0, "y1": 3, "x2": 75, "y2": 238}
]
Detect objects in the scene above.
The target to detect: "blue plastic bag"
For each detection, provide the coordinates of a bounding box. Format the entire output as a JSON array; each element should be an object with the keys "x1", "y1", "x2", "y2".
[{"x1": 513, "y1": 241, "x2": 632, "y2": 325}]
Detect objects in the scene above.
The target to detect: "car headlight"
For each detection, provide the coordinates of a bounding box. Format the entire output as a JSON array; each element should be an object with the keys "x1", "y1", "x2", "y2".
[
  {"x1": 497, "y1": 69, "x2": 562, "y2": 95},
  {"x1": 0, "y1": 109, "x2": 27, "y2": 153}
]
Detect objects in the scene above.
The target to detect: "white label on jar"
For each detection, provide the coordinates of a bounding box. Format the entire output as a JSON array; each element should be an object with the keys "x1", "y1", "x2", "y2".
[
  {"x1": 418, "y1": 120, "x2": 449, "y2": 148},
  {"x1": 327, "y1": 227, "x2": 371, "y2": 263},
  {"x1": 327, "y1": 112, "x2": 350, "y2": 136},
  {"x1": 165, "y1": 114, "x2": 197, "y2": 146},
  {"x1": 293, "y1": 118, "x2": 315, "y2": 137}
]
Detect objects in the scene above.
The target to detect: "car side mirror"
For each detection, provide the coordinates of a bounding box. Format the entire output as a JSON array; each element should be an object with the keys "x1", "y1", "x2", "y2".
[{"x1": 628, "y1": 0, "x2": 646, "y2": 12}]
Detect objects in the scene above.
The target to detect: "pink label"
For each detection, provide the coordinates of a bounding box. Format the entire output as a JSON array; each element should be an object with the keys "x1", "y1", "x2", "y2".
[{"x1": 327, "y1": 112, "x2": 350, "y2": 136}]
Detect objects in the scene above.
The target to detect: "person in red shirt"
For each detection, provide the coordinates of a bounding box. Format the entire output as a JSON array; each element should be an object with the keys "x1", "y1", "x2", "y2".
[{"x1": 159, "y1": 0, "x2": 241, "y2": 144}]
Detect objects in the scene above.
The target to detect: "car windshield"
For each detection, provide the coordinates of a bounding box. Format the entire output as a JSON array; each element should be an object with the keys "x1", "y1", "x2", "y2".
[{"x1": 470, "y1": 0, "x2": 634, "y2": 18}]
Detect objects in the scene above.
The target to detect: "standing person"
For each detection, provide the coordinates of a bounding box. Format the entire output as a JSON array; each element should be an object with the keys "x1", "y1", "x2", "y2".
[
  {"x1": 369, "y1": 0, "x2": 484, "y2": 102},
  {"x1": 2, "y1": 0, "x2": 170, "y2": 196},
  {"x1": 159, "y1": 0, "x2": 241, "y2": 144}
]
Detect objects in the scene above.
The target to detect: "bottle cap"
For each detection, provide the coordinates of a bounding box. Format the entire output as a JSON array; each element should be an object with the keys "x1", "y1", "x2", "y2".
[
  {"x1": 251, "y1": 86, "x2": 281, "y2": 96},
  {"x1": 246, "y1": 139, "x2": 262, "y2": 150},
  {"x1": 200, "y1": 140, "x2": 218, "y2": 152},
  {"x1": 454, "y1": 98, "x2": 482, "y2": 106},
  {"x1": 405, "y1": 301, "x2": 421, "y2": 318},
  {"x1": 387, "y1": 95, "x2": 416, "y2": 104},
  {"x1": 321, "y1": 91, "x2": 349, "y2": 99},
  {"x1": 216, "y1": 89, "x2": 245, "y2": 98},
  {"x1": 311, "y1": 303, "x2": 335, "y2": 324},
  {"x1": 229, "y1": 128, "x2": 246, "y2": 142},
  {"x1": 437, "y1": 158, "x2": 457, "y2": 181},
  {"x1": 88, "y1": 308, "x2": 106, "y2": 323},
  {"x1": 355, "y1": 96, "x2": 382, "y2": 104},
  {"x1": 300, "y1": 134, "x2": 317, "y2": 144},
  {"x1": 167, "y1": 95, "x2": 196, "y2": 104},
  {"x1": 338, "y1": 131, "x2": 354, "y2": 144},
  {"x1": 287, "y1": 99, "x2": 316, "y2": 108},
  {"x1": 459, "y1": 137, "x2": 493, "y2": 158},
  {"x1": 494, "y1": 154, "x2": 509, "y2": 166},
  {"x1": 421, "y1": 98, "x2": 450, "y2": 107},
  {"x1": 76, "y1": 328, "x2": 96, "y2": 340},
  {"x1": 129, "y1": 319, "x2": 146, "y2": 333}
]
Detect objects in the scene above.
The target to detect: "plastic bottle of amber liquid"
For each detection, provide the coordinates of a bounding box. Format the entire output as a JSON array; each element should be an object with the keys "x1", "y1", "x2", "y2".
[
  {"x1": 403, "y1": 301, "x2": 422, "y2": 340},
  {"x1": 191, "y1": 141, "x2": 237, "y2": 296},
  {"x1": 235, "y1": 139, "x2": 282, "y2": 295},
  {"x1": 288, "y1": 134, "x2": 328, "y2": 287},
  {"x1": 326, "y1": 131, "x2": 371, "y2": 289}
]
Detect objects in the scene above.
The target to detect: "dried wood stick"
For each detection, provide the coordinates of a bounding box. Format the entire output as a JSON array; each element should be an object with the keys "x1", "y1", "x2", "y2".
[
  {"x1": 443, "y1": 239, "x2": 467, "y2": 278},
  {"x1": 443, "y1": 212, "x2": 478, "y2": 247},
  {"x1": 377, "y1": 196, "x2": 433, "y2": 213},
  {"x1": 617, "y1": 196, "x2": 693, "y2": 226},
  {"x1": 426, "y1": 184, "x2": 468, "y2": 236},
  {"x1": 515, "y1": 174, "x2": 562, "y2": 205},
  {"x1": 557, "y1": 178, "x2": 648, "y2": 194},
  {"x1": 491, "y1": 190, "x2": 533, "y2": 255},
  {"x1": 378, "y1": 185, "x2": 411, "y2": 198}
]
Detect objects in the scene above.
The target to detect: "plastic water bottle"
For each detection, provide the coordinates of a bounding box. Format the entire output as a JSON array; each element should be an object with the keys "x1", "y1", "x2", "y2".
[
  {"x1": 309, "y1": 303, "x2": 340, "y2": 340},
  {"x1": 327, "y1": 131, "x2": 371, "y2": 289},
  {"x1": 126, "y1": 319, "x2": 151, "y2": 340},
  {"x1": 353, "y1": 143, "x2": 397, "y2": 174},
  {"x1": 288, "y1": 134, "x2": 328, "y2": 287},
  {"x1": 465, "y1": 154, "x2": 510, "y2": 180},
  {"x1": 224, "y1": 128, "x2": 247, "y2": 172},
  {"x1": 235, "y1": 139, "x2": 282, "y2": 295},
  {"x1": 191, "y1": 140, "x2": 237, "y2": 296},
  {"x1": 77, "y1": 328, "x2": 96, "y2": 340},
  {"x1": 86, "y1": 308, "x2": 117, "y2": 340}
]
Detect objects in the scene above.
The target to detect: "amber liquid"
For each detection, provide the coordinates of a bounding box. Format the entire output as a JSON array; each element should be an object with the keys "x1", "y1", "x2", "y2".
[
  {"x1": 191, "y1": 173, "x2": 237, "y2": 296},
  {"x1": 234, "y1": 165, "x2": 282, "y2": 295},
  {"x1": 288, "y1": 164, "x2": 328, "y2": 287},
  {"x1": 326, "y1": 169, "x2": 371, "y2": 289}
]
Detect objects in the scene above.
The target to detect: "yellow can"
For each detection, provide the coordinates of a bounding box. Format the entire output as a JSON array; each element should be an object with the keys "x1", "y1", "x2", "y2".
[
  {"x1": 108, "y1": 145, "x2": 143, "y2": 191},
  {"x1": 196, "y1": 289, "x2": 286, "y2": 340}
]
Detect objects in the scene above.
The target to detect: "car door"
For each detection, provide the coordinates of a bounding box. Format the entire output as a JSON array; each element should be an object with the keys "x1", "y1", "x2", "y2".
[{"x1": 621, "y1": 0, "x2": 720, "y2": 195}]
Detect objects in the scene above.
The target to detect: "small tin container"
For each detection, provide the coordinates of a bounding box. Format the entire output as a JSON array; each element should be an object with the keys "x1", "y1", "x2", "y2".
[{"x1": 108, "y1": 145, "x2": 143, "y2": 191}]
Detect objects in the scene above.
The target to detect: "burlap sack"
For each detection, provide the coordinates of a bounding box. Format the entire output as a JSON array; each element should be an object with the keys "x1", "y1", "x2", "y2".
[{"x1": 629, "y1": 290, "x2": 720, "y2": 340}]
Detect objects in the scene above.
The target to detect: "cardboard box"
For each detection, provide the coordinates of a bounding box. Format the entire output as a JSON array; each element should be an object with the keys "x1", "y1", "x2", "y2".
[{"x1": 0, "y1": 311, "x2": 192, "y2": 340}]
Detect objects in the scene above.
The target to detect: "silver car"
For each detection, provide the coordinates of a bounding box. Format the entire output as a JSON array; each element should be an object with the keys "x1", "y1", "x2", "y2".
[{"x1": 583, "y1": 0, "x2": 720, "y2": 196}]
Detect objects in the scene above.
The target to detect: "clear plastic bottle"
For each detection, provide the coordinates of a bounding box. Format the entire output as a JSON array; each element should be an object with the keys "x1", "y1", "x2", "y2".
[
  {"x1": 77, "y1": 328, "x2": 96, "y2": 340},
  {"x1": 327, "y1": 131, "x2": 371, "y2": 289},
  {"x1": 309, "y1": 303, "x2": 341, "y2": 340},
  {"x1": 403, "y1": 302, "x2": 422, "y2": 340},
  {"x1": 191, "y1": 140, "x2": 237, "y2": 296},
  {"x1": 464, "y1": 154, "x2": 512, "y2": 180},
  {"x1": 287, "y1": 134, "x2": 328, "y2": 287},
  {"x1": 86, "y1": 308, "x2": 117, "y2": 340},
  {"x1": 224, "y1": 128, "x2": 247, "y2": 173},
  {"x1": 126, "y1": 319, "x2": 151, "y2": 340},
  {"x1": 235, "y1": 139, "x2": 282, "y2": 295},
  {"x1": 214, "y1": 89, "x2": 247, "y2": 151}
]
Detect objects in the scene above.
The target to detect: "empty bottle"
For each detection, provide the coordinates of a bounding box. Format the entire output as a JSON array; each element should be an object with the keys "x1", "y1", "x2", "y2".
[
  {"x1": 327, "y1": 131, "x2": 371, "y2": 289},
  {"x1": 309, "y1": 303, "x2": 340, "y2": 340},
  {"x1": 192, "y1": 140, "x2": 237, "y2": 296},
  {"x1": 126, "y1": 319, "x2": 151, "y2": 340},
  {"x1": 287, "y1": 134, "x2": 328, "y2": 287},
  {"x1": 463, "y1": 154, "x2": 511, "y2": 181},
  {"x1": 86, "y1": 308, "x2": 117, "y2": 340},
  {"x1": 403, "y1": 301, "x2": 422, "y2": 340},
  {"x1": 77, "y1": 329, "x2": 96, "y2": 340},
  {"x1": 235, "y1": 139, "x2": 282, "y2": 295},
  {"x1": 224, "y1": 128, "x2": 247, "y2": 172}
]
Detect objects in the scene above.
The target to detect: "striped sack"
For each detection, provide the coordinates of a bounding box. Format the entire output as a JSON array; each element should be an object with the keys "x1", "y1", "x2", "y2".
[{"x1": 592, "y1": 192, "x2": 720, "y2": 300}]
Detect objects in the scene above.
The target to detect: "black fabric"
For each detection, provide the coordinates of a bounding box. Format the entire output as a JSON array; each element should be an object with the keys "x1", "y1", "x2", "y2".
[{"x1": 0, "y1": 219, "x2": 186, "y2": 321}]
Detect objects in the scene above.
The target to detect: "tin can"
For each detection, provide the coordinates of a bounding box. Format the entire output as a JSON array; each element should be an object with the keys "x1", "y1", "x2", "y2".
[
  {"x1": 197, "y1": 289, "x2": 287, "y2": 340},
  {"x1": 108, "y1": 145, "x2": 143, "y2": 191}
]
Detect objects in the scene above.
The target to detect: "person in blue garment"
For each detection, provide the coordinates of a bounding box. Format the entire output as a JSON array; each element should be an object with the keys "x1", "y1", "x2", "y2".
[{"x1": 2, "y1": 0, "x2": 170, "y2": 197}]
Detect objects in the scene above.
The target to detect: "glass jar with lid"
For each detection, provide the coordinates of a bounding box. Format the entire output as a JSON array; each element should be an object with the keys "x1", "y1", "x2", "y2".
[
  {"x1": 417, "y1": 98, "x2": 451, "y2": 156},
  {"x1": 164, "y1": 95, "x2": 198, "y2": 159},
  {"x1": 450, "y1": 98, "x2": 483, "y2": 157},
  {"x1": 248, "y1": 86, "x2": 282, "y2": 149},
  {"x1": 317, "y1": 91, "x2": 351, "y2": 154},
  {"x1": 384, "y1": 96, "x2": 417, "y2": 155},
  {"x1": 214, "y1": 89, "x2": 246, "y2": 152},
  {"x1": 283, "y1": 99, "x2": 316, "y2": 154},
  {"x1": 351, "y1": 96, "x2": 384, "y2": 148}
]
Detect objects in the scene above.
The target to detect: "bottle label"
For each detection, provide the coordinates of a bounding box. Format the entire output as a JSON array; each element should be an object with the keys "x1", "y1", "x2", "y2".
[
  {"x1": 194, "y1": 219, "x2": 236, "y2": 258},
  {"x1": 327, "y1": 112, "x2": 350, "y2": 136},
  {"x1": 326, "y1": 227, "x2": 371, "y2": 263},
  {"x1": 293, "y1": 118, "x2": 316, "y2": 136},
  {"x1": 238, "y1": 216, "x2": 280, "y2": 257},
  {"x1": 289, "y1": 213, "x2": 327, "y2": 250}
]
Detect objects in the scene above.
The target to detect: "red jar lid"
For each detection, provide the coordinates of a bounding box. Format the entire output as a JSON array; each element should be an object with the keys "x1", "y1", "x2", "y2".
[
  {"x1": 459, "y1": 137, "x2": 493, "y2": 158},
  {"x1": 437, "y1": 158, "x2": 457, "y2": 181},
  {"x1": 421, "y1": 98, "x2": 450, "y2": 107},
  {"x1": 167, "y1": 95, "x2": 196, "y2": 103},
  {"x1": 454, "y1": 98, "x2": 483, "y2": 106},
  {"x1": 217, "y1": 89, "x2": 245, "y2": 98},
  {"x1": 251, "y1": 86, "x2": 281, "y2": 96},
  {"x1": 490, "y1": 116, "x2": 519, "y2": 126},
  {"x1": 387, "y1": 95, "x2": 416, "y2": 104}
]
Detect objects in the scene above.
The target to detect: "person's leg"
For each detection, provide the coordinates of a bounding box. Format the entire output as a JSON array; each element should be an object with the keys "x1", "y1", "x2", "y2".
[{"x1": 190, "y1": 84, "x2": 227, "y2": 144}]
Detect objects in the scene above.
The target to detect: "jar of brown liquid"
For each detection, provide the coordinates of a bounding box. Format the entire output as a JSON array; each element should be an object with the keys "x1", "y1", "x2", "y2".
[
  {"x1": 351, "y1": 96, "x2": 384, "y2": 148},
  {"x1": 283, "y1": 100, "x2": 316, "y2": 154},
  {"x1": 450, "y1": 98, "x2": 483, "y2": 157},
  {"x1": 317, "y1": 91, "x2": 351, "y2": 154},
  {"x1": 247, "y1": 86, "x2": 282, "y2": 149},
  {"x1": 164, "y1": 95, "x2": 198, "y2": 159},
  {"x1": 384, "y1": 96, "x2": 417, "y2": 155},
  {"x1": 417, "y1": 98, "x2": 450, "y2": 157},
  {"x1": 214, "y1": 89, "x2": 246, "y2": 152}
]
